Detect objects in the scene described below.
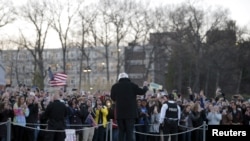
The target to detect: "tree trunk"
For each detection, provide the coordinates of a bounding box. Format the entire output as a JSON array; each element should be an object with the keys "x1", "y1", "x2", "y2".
[
  {"x1": 78, "y1": 51, "x2": 84, "y2": 90},
  {"x1": 215, "y1": 70, "x2": 220, "y2": 90},
  {"x1": 205, "y1": 69, "x2": 210, "y2": 97},
  {"x1": 177, "y1": 53, "x2": 182, "y2": 92},
  {"x1": 236, "y1": 69, "x2": 243, "y2": 94}
]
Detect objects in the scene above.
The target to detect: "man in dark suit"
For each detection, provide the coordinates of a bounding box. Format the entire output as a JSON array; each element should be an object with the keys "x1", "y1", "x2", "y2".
[
  {"x1": 111, "y1": 72, "x2": 148, "y2": 141},
  {"x1": 44, "y1": 91, "x2": 67, "y2": 141}
]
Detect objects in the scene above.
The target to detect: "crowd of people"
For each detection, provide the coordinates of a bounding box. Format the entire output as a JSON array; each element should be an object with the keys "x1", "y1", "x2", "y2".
[{"x1": 0, "y1": 75, "x2": 250, "y2": 141}]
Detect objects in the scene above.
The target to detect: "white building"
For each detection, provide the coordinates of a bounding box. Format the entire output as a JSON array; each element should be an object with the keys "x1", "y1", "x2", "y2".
[
  {"x1": 1, "y1": 46, "x2": 125, "y2": 92},
  {"x1": 0, "y1": 60, "x2": 5, "y2": 86}
]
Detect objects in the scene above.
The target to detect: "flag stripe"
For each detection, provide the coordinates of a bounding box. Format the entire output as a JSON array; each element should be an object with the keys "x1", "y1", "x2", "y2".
[
  {"x1": 49, "y1": 71, "x2": 67, "y2": 87},
  {"x1": 50, "y1": 82, "x2": 67, "y2": 86},
  {"x1": 54, "y1": 75, "x2": 67, "y2": 80},
  {"x1": 55, "y1": 73, "x2": 67, "y2": 78},
  {"x1": 50, "y1": 81, "x2": 67, "y2": 86}
]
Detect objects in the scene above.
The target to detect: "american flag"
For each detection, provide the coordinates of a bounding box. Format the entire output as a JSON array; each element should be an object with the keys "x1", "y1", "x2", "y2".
[{"x1": 48, "y1": 67, "x2": 67, "y2": 87}]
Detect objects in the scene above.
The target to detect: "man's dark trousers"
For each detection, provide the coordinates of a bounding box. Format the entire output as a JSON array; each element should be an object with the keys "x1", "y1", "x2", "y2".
[
  {"x1": 117, "y1": 119, "x2": 135, "y2": 141},
  {"x1": 163, "y1": 119, "x2": 178, "y2": 141}
]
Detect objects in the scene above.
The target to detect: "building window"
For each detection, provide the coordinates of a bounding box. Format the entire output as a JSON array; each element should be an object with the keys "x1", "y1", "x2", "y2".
[{"x1": 71, "y1": 79, "x2": 75, "y2": 84}]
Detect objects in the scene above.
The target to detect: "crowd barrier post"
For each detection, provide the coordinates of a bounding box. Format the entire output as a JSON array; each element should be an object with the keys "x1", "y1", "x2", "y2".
[
  {"x1": 7, "y1": 118, "x2": 11, "y2": 141},
  {"x1": 109, "y1": 119, "x2": 113, "y2": 141},
  {"x1": 203, "y1": 121, "x2": 206, "y2": 141},
  {"x1": 105, "y1": 122, "x2": 109, "y2": 141}
]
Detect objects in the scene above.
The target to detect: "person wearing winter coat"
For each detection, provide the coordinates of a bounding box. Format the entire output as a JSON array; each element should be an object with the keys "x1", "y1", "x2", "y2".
[{"x1": 111, "y1": 72, "x2": 148, "y2": 141}]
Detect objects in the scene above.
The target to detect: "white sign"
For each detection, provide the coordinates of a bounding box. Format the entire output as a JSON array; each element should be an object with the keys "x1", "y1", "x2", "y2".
[
  {"x1": 65, "y1": 129, "x2": 76, "y2": 141},
  {"x1": 149, "y1": 82, "x2": 163, "y2": 90}
]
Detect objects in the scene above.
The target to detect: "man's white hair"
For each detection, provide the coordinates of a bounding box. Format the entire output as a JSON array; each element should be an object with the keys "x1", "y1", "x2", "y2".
[{"x1": 118, "y1": 72, "x2": 128, "y2": 80}]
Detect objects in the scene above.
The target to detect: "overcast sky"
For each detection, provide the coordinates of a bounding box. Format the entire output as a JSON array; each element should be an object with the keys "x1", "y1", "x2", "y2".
[
  {"x1": 13, "y1": 0, "x2": 250, "y2": 27},
  {"x1": 5, "y1": 0, "x2": 250, "y2": 49},
  {"x1": 152, "y1": 0, "x2": 250, "y2": 27}
]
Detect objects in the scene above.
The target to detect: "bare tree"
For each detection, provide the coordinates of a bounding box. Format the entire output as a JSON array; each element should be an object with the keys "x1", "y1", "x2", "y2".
[
  {"x1": 48, "y1": 0, "x2": 82, "y2": 73},
  {"x1": 0, "y1": 0, "x2": 15, "y2": 51},
  {"x1": 128, "y1": 1, "x2": 151, "y2": 71},
  {"x1": 126, "y1": 2, "x2": 172, "y2": 86},
  {"x1": 0, "y1": 41, "x2": 17, "y2": 85},
  {"x1": 0, "y1": 0, "x2": 15, "y2": 28},
  {"x1": 235, "y1": 25, "x2": 250, "y2": 94},
  {"x1": 14, "y1": 0, "x2": 51, "y2": 88},
  {"x1": 165, "y1": 2, "x2": 232, "y2": 94},
  {"x1": 74, "y1": 4, "x2": 97, "y2": 90},
  {"x1": 0, "y1": 0, "x2": 15, "y2": 87},
  {"x1": 91, "y1": 0, "x2": 114, "y2": 84},
  {"x1": 104, "y1": 0, "x2": 134, "y2": 79},
  {"x1": 237, "y1": 39, "x2": 250, "y2": 94}
]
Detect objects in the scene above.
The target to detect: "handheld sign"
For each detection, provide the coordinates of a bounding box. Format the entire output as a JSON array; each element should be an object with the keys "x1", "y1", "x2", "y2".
[{"x1": 149, "y1": 82, "x2": 163, "y2": 91}]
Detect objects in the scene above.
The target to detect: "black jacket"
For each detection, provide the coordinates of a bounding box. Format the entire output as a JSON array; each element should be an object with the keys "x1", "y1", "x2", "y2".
[
  {"x1": 0, "y1": 109, "x2": 13, "y2": 137},
  {"x1": 26, "y1": 103, "x2": 39, "y2": 127},
  {"x1": 44, "y1": 100, "x2": 67, "y2": 130},
  {"x1": 111, "y1": 78, "x2": 147, "y2": 119}
]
